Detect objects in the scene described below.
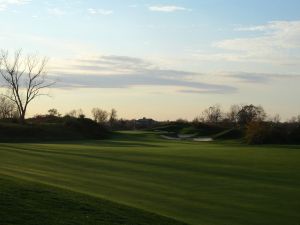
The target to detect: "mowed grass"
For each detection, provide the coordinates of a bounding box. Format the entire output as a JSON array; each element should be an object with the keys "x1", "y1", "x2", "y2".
[
  {"x1": 0, "y1": 175, "x2": 185, "y2": 225},
  {"x1": 0, "y1": 131, "x2": 300, "y2": 225}
]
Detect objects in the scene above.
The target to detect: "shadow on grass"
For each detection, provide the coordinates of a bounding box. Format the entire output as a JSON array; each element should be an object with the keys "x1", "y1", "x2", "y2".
[{"x1": 0, "y1": 175, "x2": 187, "y2": 225}]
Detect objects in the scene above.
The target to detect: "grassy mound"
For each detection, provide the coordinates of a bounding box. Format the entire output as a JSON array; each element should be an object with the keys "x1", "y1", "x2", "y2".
[
  {"x1": 0, "y1": 176, "x2": 185, "y2": 225},
  {"x1": 153, "y1": 122, "x2": 233, "y2": 138}
]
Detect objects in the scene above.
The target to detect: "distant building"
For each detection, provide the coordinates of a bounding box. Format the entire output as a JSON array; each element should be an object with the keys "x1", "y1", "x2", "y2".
[{"x1": 134, "y1": 117, "x2": 157, "y2": 129}]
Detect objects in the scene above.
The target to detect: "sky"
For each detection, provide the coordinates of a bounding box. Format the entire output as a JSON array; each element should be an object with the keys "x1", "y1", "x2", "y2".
[{"x1": 0, "y1": 0, "x2": 300, "y2": 120}]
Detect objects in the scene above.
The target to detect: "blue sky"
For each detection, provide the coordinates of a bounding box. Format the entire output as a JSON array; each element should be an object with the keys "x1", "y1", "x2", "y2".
[{"x1": 0, "y1": 0, "x2": 300, "y2": 120}]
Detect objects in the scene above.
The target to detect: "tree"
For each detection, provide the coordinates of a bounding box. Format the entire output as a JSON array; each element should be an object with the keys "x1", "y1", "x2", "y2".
[
  {"x1": 48, "y1": 108, "x2": 59, "y2": 117},
  {"x1": 269, "y1": 114, "x2": 281, "y2": 123},
  {"x1": 66, "y1": 109, "x2": 77, "y2": 117},
  {"x1": 202, "y1": 104, "x2": 222, "y2": 123},
  {"x1": 237, "y1": 104, "x2": 266, "y2": 125},
  {"x1": 0, "y1": 49, "x2": 54, "y2": 123},
  {"x1": 193, "y1": 116, "x2": 205, "y2": 124},
  {"x1": 245, "y1": 121, "x2": 269, "y2": 144},
  {"x1": 0, "y1": 96, "x2": 17, "y2": 119},
  {"x1": 288, "y1": 115, "x2": 300, "y2": 123},
  {"x1": 226, "y1": 104, "x2": 241, "y2": 123},
  {"x1": 65, "y1": 109, "x2": 84, "y2": 118},
  {"x1": 109, "y1": 108, "x2": 117, "y2": 127},
  {"x1": 92, "y1": 108, "x2": 108, "y2": 124}
]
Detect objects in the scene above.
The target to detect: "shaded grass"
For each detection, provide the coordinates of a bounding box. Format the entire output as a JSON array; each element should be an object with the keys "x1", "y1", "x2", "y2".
[
  {"x1": 0, "y1": 131, "x2": 300, "y2": 225},
  {"x1": 0, "y1": 175, "x2": 185, "y2": 225}
]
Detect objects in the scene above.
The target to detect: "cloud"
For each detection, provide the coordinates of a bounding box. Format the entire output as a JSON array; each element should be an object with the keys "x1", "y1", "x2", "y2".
[
  {"x1": 88, "y1": 8, "x2": 113, "y2": 15},
  {"x1": 49, "y1": 55, "x2": 236, "y2": 94},
  {"x1": 0, "y1": 0, "x2": 30, "y2": 11},
  {"x1": 194, "y1": 21, "x2": 300, "y2": 65},
  {"x1": 148, "y1": 5, "x2": 189, "y2": 12},
  {"x1": 225, "y1": 72, "x2": 300, "y2": 83}
]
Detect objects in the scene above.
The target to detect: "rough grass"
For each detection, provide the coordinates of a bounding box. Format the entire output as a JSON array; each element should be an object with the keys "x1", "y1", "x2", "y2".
[{"x1": 0, "y1": 131, "x2": 300, "y2": 225}]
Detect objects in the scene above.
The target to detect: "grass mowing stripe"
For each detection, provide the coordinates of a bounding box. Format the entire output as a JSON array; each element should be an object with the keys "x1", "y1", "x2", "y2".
[
  {"x1": 0, "y1": 131, "x2": 300, "y2": 225},
  {"x1": 0, "y1": 174, "x2": 187, "y2": 225}
]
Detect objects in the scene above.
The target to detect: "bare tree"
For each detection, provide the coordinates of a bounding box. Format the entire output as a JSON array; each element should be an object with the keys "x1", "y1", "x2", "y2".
[
  {"x1": 65, "y1": 109, "x2": 84, "y2": 118},
  {"x1": 48, "y1": 108, "x2": 60, "y2": 117},
  {"x1": 202, "y1": 104, "x2": 223, "y2": 123},
  {"x1": 92, "y1": 108, "x2": 108, "y2": 124},
  {"x1": 226, "y1": 104, "x2": 241, "y2": 123},
  {"x1": 0, "y1": 96, "x2": 17, "y2": 119},
  {"x1": 0, "y1": 49, "x2": 54, "y2": 123},
  {"x1": 193, "y1": 115, "x2": 205, "y2": 124},
  {"x1": 109, "y1": 108, "x2": 117, "y2": 127},
  {"x1": 269, "y1": 114, "x2": 281, "y2": 123}
]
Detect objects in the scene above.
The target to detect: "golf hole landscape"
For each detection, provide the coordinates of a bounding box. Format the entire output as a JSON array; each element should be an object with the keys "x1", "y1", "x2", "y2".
[{"x1": 1, "y1": 1, "x2": 300, "y2": 225}]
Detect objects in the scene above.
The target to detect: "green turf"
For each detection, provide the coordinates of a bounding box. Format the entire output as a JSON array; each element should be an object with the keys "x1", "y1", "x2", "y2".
[
  {"x1": 0, "y1": 175, "x2": 185, "y2": 225},
  {"x1": 0, "y1": 131, "x2": 300, "y2": 225}
]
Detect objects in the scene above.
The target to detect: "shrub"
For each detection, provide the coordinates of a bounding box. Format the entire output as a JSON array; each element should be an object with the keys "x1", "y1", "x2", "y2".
[
  {"x1": 63, "y1": 117, "x2": 109, "y2": 139},
  {"x1": 245, "y1": 121, "x2": 269, "y2": 144}
]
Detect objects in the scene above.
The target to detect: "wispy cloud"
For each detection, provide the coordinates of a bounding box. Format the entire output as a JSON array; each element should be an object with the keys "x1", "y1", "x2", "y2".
[
  {"x1": 88, "y1": 8, "x2": 113, "y2": 15},
  {"x1": 0, "y1": 0, "x2": 30, "y2": 11},
  {"x1": 50, "y1": 55, "x2": 236, "y2": 94},
  {"x1": 148, "y1": 5, "x2": 189, "y2": 12},
  {"x1": 221, "y1": 72, "x2": 300, "y2": 83},
  {"x1": 194, "y1": 21, "x2": 300, "y2": 65},
  {"x1": 51, "y1": 55, "x2": 300, "y2": 93}
]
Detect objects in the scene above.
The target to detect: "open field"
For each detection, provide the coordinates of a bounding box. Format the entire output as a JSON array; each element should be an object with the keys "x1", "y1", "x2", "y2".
[{"x1": 1, "y1": 131, "x2": 300, "y2": 225}]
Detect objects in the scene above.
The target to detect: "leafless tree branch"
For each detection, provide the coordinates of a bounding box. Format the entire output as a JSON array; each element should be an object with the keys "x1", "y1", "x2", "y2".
[{"x1": 0, "y1": 49, "x2": 55, "y2": 123}]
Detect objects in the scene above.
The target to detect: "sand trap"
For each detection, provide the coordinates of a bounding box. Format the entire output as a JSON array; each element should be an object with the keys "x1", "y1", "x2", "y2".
[
  {"x1": 161, "y1": 135, "x2": 213, "y2": 142},
  {"x1": 193, "y1": 137, "x2": 213, "y2": 142},
  {"x1": 160, "y1": 135, "x2": 181, "y2": 140},
  {"x1": 178, "y1": 134, "x2": 198, "y2": 139}
]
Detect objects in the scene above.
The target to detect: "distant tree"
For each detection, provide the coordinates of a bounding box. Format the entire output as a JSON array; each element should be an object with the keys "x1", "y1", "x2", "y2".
[
  {"x1": 193, "y1": 116, "x2": 205, "y2": 124},
  {"x1": 92, "y1": 108, "x2": 108, "y2": 124},
  {"x1": 226, "y1": 104, "x2": 241, "y2": 123},
  {"x1": 76, "y1": 109, "x2": 85, "y2": 118},
  {"x1": 66, "y1": 109, "x2": 77, "y2": 117},
  {"x1": 245, "y1": 121, "x2": 269, "y2": 144},
  {"x1": 109, "y1": 108, "x2": 117, "y2": 127},
  {"x1": 202, "y1": 104, "x2": 222, "y2": 123},
  {"x1": 79, "y1": 114, "x2": 85, "y2": 119},
  {"x1": 0, "y1": 49, "x2": 54, "y2": 123},
  {"x1": 176, "y1": 118, "x2": 188, "y2": 123},
  {"x1": 269, "y1": 114, "x2": 281, "y2": 123},
  {"x1": 65, "y1": 109, "x2": 84, "y2": 118},
  {"x1": 237, "y1": 104, "x2": 266, "y2": 125},
  {"x1": 0, "y1": 96, "x2": 17, "y2": 119},
  {"x1": 48, "y1": 108, "x2": 60, "y2": 117},
  {"x1": 289, "y1": 115, "x2": 300, "y2": 123}
]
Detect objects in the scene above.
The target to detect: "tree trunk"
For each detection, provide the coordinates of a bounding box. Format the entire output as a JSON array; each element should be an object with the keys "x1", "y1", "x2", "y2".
[{"x1": 19, "y1": 111, "x2": 26, "y2": 124}]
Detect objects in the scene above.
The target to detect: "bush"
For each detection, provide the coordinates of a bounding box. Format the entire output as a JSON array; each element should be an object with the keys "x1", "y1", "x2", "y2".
[
  {"x1": 0, "y1": 117, "x2": 109, "y2": 142},
  {"x1": 288, "y1": 123, "x2": 300, "y2": 144},
  {"x1": 245, "y1": 121, "x2": 300, "y2": 144},
  {"x1": 63, "y1": 117, "x2": 109, "y2": 139},
  {"x1": 245, "y1": 121, "x2": 269, "y2": 144}
]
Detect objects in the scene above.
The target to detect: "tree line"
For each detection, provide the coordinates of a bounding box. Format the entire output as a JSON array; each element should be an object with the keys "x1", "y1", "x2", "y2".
[{"x1": 192, "y1": 104, "x2": 300, "y2": 144}]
